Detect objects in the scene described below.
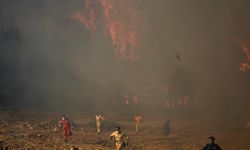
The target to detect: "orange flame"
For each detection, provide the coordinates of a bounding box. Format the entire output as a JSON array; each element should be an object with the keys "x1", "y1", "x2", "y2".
[
  {"x1": 237, "y1": 38, "x2": 250, "y2": 72},
  {"x1": 242, "y1": 46, "x2": 250, "y2": 61},
  {"x1": 72, "y1": 0, "x2": 140, "y2": 61},
  {"x1": 72, "y1": 0, "x2": 96, "y2": 34},
  {"x1": 240, "y1": 62, "x2": 250, "y2": 72}
]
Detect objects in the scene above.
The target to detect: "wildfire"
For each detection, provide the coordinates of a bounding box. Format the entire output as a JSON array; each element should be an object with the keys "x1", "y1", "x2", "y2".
[
  {"x1": 240, "y1": 62, "x2": 250, "y2": 72},
  {"x1": 237, "y1": 38, "x2": 250, "y2": 72},
  {"x1": 72, "y1": 0, "x2": 96, "y2": 34},
  {"x1": 72, "y1": 0, "x2": 141, "y2": 61},
  {"x1": 123, "y1": 88, "x2": 141, "y2": 105},
  {"x1": 241, "y1": 45, "x2": 250, "y2": 61}
]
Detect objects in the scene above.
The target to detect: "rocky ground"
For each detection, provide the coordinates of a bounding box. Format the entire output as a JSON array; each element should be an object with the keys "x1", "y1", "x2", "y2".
[{"x1": 0, "y1": 110, "x2": 250, "y2": 150}]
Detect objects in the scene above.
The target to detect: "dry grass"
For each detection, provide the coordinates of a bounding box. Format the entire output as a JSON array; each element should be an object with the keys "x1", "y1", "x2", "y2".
[{"x1": 0, "y1": 110, "x2": 249, "y2": 150}]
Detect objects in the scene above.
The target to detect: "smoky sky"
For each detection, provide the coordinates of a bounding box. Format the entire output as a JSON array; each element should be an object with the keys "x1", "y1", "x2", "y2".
[{"x1": 0, "y1": 0, "x2": 250, "y2": 113}]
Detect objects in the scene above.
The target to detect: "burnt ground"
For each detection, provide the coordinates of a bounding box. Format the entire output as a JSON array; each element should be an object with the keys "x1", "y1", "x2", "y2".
[{"x1": 0, "y1": 110, "x2": 250, "y2": 150}]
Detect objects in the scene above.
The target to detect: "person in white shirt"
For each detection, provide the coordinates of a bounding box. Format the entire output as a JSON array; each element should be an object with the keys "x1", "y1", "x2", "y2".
[
  {"x1": 96, "y1": 113, "x2": 105, "y2": 135},
  {"x1": 134, "y1": 114, "x2": 142, "y2": 133}
]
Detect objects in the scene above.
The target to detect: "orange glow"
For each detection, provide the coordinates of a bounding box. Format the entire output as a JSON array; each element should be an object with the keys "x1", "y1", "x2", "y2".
[
  {"x1": 164, "y1": 100, "x2": 171, "y2": 109},
  {"x1": 98, "y1": 0, "x2": 139, "y2": 61},
  {"x1": 123, "y1": 93, "x2": 129, "y2": 105},
  {"x1": 240, "y1": 62, "x2": 250, "y2": 72},
  {"x1": 72, "y1": 0, "x2": 96, "y2": 33},
  {"x1": 72, "y1": 0, "x2": 140, "y2": 61},
  {"x1": 242, "y1": 46, "x2": 250, "y2": 61},
  {"x1": 237, "y1": 38, "x2": 250, "y2": 72}
]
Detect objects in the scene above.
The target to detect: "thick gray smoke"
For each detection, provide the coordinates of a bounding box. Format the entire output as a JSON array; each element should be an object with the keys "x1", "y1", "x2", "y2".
[{"x1": 0, "y1": 0, "x2": 250, "y2": 118}]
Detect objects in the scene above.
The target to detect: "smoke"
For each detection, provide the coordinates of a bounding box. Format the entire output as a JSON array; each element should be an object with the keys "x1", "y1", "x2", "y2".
[{"x1": 0, "y1": 0, "x2": 250, "y2": 118}]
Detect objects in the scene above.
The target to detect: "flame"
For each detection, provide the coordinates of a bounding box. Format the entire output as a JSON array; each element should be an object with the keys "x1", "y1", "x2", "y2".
[
  {"x1": 72, "y1": 0, "x2": 140, "y2": 61},
  {"x1": 123, "y1": 92, "x2": 129, "y2": 105},
  {"x1": 122, "y1": 87, "x2": 143, "y2": 105},
  {"x1": 240, "y1": 62, "x2": 250, "y2": 72},
  {"x1": 237, "y1": 38, "x2": 250, "y2": 72},
  {"x1": 72, "y1": 0, "x2": 96, "y2": 34},
  {"x1": 178, "y1": 96, "x2": 189, "y2": 106},
  {"x1": 242, "y1": 46, "x2": 250, "y2": 61},
  {"x1": 98, "y1": 0, "x2": 139, "y2": 61}
]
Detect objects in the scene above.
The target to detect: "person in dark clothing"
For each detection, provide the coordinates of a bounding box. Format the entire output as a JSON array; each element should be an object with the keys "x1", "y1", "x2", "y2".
[
  {"x1": 203, "y1": 136, "x2": 222, "y2": 150},
  {"x1": 163, "y1": 120, "x2": 171, "y2": 136}
]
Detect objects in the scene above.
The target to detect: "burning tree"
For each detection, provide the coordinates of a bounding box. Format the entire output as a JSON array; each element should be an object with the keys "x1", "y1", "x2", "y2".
[{"x1": 72, "y1": 0, "x2": 142, "y2": 61}]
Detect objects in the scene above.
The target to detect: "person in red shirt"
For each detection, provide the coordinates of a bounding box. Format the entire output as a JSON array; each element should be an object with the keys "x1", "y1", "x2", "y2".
[{"x1": 58, "y1": 115, "x2": 72, "y2": 143}]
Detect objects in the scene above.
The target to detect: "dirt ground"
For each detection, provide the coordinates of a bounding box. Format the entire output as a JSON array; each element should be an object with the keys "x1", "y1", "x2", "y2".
[{"x1": 0, "y1": 110, "x2": 250, "y2": 150}]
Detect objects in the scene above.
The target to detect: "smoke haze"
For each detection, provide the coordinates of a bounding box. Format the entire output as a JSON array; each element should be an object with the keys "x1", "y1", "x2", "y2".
[{"x1": 0, "y1": 0, "x2": 250, "y2": 119}]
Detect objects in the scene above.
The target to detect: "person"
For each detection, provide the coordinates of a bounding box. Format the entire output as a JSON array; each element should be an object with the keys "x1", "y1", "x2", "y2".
[
  {"x1": 203, "y1": 136, "x2": 222, "y2": 150},
  {"x1": 163, "y1": 120, "x2": 171, "y2": 136},
  {"x1": 134, "y1": 114, "x2": 142, "y2": 133},
  {"x1": 96, "y1": 113, "x2": 105, "y2": 135},
  {"x1": 58, "y1": 115, "x2": 72, "y2": 143},
  {"x1": 109, "y1": 126, "x2": 129, "y2": 150}
]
